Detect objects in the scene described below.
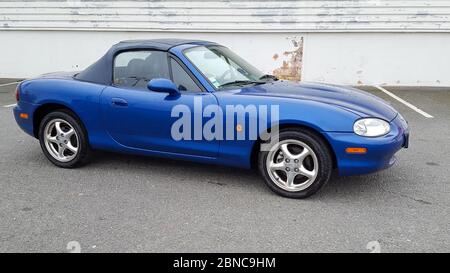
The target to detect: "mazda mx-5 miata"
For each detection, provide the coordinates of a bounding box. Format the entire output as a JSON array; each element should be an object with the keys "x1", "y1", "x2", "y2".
[{"x1": 13, "y1": 39, "x2": 409, "y2": 198}]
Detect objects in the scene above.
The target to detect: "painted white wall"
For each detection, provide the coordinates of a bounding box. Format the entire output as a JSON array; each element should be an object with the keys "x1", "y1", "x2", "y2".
[
  {"x1": 3, "y1": 0, "x2": 449, "y2": 32},
  {"x1": 1, "y1": 30, "x2": 449, "y2": 86},
  {"x1": 1, "y1": 1, "x2": 449, "y2": 86},
  {"x1": 302, "y1": 32, "x2": 450, "y2": 86},
  {"x1": 0, "y1": 31, "x2": 300, "y2": 78}
]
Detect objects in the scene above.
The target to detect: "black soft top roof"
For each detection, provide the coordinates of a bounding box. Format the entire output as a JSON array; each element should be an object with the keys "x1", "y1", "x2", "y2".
[{"x1": 75, "y1": 39, "x2": 217, "y2": 85}]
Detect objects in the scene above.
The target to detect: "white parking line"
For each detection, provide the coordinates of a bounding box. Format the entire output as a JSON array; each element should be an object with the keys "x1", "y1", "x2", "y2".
[
  {"x1": 374, "y1": 85, "x2": 434, "y2": 118},
  {"x1": 0, "y1": 81, "x2": 20, "y2": 87},
  {"x1": 3, "y1": 103, "x2": 17, "y2": 108}
]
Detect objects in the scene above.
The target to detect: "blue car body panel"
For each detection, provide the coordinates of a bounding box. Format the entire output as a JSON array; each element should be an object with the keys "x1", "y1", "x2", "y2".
[
  {"x1": 13, "y1": 39, "x2": 408, "y2": 175},
  {"x1": 323, "y1": 114, "x2": 408, "y2": 175},
  {"x1": 100, "y1": 85, "x2": 219, "y2": 158}
]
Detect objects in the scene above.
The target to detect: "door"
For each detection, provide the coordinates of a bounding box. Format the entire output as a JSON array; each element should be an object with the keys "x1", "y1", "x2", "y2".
[{"x1": 100, "y1": 49, "x2": 219, "y2": 158}]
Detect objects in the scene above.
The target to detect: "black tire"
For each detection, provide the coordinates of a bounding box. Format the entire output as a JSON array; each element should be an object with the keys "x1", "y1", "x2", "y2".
[
  {"x1": 258, "y1": 128, "x2": 333, "y2": 198},
  {"x1": 38, "y1": 110, "x2": 91, "y2": 168}
]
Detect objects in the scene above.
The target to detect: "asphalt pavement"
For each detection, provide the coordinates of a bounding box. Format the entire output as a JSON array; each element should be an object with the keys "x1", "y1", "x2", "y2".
[{"x1": 0, "y1": 81, "x2": 449, "y2": 252}]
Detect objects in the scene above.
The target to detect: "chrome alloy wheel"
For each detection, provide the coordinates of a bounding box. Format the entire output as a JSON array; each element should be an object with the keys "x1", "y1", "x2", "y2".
[
  {"x1": 266, "y1": 139, "x2": 319, "y2": 192},
  {"x1": 43, "y1": 118, "x2": 79, "y2": 162}
]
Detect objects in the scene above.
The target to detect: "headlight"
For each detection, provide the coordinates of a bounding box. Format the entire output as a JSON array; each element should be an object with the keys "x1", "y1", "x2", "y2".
[{"x1": 353, "y1": 118, "x2": 390, "y2": 137}]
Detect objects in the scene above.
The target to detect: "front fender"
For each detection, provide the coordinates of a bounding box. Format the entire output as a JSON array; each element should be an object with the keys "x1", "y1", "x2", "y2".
[
  {"x1": 215, "y1": 91, "x2": 360, "y2": 133},
  {"x1": 276, "y1": 100, "x2": 360, "y2": 133},
  {"x1": 213, "y1": 91, "x2": 360, "y2": 169}
]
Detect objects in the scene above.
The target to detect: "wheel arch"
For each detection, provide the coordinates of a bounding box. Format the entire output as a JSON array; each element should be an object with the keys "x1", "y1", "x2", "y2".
[
  {"x1": 33, "y1": 103, "x2": 86, "y2": 139},
  {"x1": 250, "y1": 123, "x2": 337, "y2": 170}
]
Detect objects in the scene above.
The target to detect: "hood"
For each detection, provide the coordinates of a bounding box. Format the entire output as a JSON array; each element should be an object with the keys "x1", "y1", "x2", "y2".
[{"x1": 237, "y1": 81, "x2": 398, "y2": 121}]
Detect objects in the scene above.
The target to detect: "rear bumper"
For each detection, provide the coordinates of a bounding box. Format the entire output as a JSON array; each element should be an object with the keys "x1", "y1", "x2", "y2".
[
  {"x1": 13, "y1": 101, "x2": 39, "y2": 137},
  {"x1": 324, "y1": 114, "x2": 409, "y2": 176}
]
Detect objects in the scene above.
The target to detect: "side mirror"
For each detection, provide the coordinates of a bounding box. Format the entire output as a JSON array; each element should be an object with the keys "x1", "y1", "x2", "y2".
[{"x1": 147, "y1": 78, "x2": 179, "y2": 95}]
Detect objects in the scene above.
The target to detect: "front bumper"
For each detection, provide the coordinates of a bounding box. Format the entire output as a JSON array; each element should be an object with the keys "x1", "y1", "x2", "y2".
[{"x1": 324, "y1": 114, "x2": 409, "y2": 176}]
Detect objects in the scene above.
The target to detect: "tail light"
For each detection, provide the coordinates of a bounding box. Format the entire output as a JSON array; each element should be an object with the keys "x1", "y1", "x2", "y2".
[{"x1": 15, "y1": 85, "x2": 20, "y2": 102}]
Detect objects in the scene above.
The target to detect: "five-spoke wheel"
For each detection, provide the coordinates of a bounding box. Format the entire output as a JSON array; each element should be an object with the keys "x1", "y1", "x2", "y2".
[
  {"x1": 259, "y1": 129, "x2": 333, "y2": 198},
  {"x1": 266, "y1": 140, "x2": 318, "y2": 192},
  {"x1": 39, "y1": 110, "x2": 91, "y2": 168},
  {"x1": 44, "y1": 119, "x2": 79, "y2": 162}
]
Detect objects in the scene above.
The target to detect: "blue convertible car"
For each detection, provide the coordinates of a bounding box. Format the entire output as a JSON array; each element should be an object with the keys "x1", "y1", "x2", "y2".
[{"x1": 13, "y1": 39, "x2": 409, "y2": 198}]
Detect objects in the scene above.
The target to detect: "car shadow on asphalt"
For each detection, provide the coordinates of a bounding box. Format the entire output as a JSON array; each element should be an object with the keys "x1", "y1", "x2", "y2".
[
  {"x1": 87, "y1": 150, "x2": 264, "y2": 188},
  {"x1": 83, "y1": 150, "x2": 384, "y2": 200}
]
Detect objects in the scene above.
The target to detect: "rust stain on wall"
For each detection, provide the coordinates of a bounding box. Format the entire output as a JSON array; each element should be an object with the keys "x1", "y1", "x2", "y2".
[{"x1": 272, "y1": 37, "x2": 303, "y2": 81}]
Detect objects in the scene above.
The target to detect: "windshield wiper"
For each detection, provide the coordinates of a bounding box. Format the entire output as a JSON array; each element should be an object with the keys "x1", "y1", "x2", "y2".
[
  {"x1": 219, "y1": 80, "x2": 265, "y2": 89},
  {"x1": 259, "y1": 74, "x2": 278, "y2": 81}
]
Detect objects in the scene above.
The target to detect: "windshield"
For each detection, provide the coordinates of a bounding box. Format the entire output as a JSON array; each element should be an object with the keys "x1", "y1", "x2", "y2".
[{"x1": 184, "y1": 45, "x2": 270, "y2": 90}]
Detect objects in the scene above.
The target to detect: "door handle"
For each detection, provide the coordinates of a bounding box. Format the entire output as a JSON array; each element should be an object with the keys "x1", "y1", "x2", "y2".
[{"x1": 111, "y1": 98, "x2": 128, "y2": 107}]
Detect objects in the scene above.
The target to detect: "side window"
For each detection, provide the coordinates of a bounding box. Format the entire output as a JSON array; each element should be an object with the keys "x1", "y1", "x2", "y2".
[
  {"x1": 113, "y1": 50, "x2": 170, "y2": 88},
  {"x1": 170, "y1": 58, "x2": 201, "y2": 92}
]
